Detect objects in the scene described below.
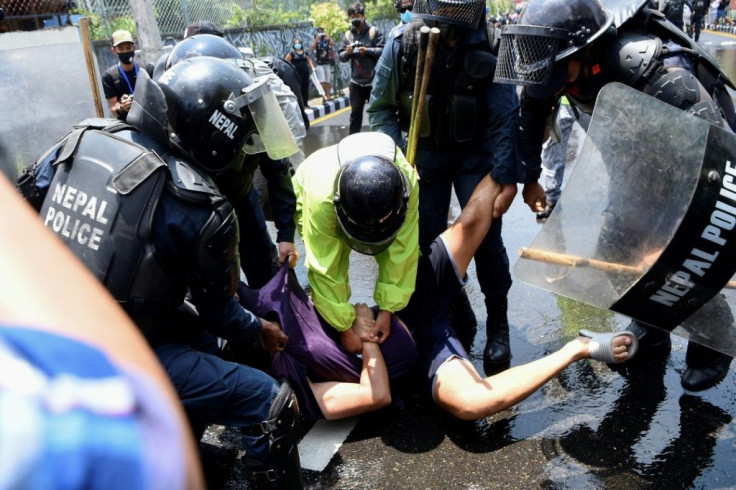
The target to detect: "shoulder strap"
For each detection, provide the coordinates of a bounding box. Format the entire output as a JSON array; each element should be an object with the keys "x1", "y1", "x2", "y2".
[{"x1": 369, "y1": 26, "x2": 376, "y2": 42}]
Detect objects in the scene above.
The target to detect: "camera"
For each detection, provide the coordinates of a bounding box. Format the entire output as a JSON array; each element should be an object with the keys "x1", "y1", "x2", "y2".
[
  {"x1": 319, "y1": 32, "x2": 326, "y2": 38},
  {"x1": 350, "y1": 41, "x2": 363, "y2": 49}
]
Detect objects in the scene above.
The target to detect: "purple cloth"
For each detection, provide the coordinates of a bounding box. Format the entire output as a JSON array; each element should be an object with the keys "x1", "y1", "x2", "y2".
[{"x1": 238, "y1": 264, "x2": 418, "y2": 420}]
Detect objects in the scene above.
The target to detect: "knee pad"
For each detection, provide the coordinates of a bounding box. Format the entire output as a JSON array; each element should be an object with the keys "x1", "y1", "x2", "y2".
[{"x1": 245, "y1": 379, "x2": 304, "y2": 489}]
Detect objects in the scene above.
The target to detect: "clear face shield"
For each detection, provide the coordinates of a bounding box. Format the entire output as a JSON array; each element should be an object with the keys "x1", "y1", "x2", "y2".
[{"x1": 222, "y1": 75, "x2": 299, "y2": 160}]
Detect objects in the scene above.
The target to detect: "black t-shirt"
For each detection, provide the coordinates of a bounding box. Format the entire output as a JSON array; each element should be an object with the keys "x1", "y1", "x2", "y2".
[{"x1": 102, "y1": 62, "x2": 153, "y2": 100}]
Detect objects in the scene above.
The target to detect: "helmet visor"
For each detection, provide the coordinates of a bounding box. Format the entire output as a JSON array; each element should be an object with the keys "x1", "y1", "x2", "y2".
[
  {"x1": 336, "y1": 215, "x2": 402, "y2": 256},
  {"x1": 494, "y1": 24, "x2": 569, "y2": 88},
  {"x1": 224, "y1": 76, "x2": 299, "y2": 160}
]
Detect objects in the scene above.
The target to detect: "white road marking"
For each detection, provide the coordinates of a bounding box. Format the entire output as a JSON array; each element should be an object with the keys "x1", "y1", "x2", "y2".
[{"x1": 298, "y1": 417, "x2": 358, "y2": 472}]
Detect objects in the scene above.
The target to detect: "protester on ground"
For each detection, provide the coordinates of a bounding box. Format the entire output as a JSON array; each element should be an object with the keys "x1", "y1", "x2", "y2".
[
  {"x1": 495, "y1": 0, "x2": 735, "y2": 391},
  {"x1": 312, "y1": 27, "x2": 336, "y2": 101},
  {"x1": 246, "y1": 157, "x2": 638, "y2": 421},
  {"x1": 17, "y1": 58, "x2": 304, "y2": 488},
  {"x1": 340, "y1": 2, "x2": 385, "y2": 134},
  {"x1": 368, "y1": 0, "x2": 520, "y2": 371},
  {"x1": 102, "y1": 29, "x2": 154, "y2": 121}
]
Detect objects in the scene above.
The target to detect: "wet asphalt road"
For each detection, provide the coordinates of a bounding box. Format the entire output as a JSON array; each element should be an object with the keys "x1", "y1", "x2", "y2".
[{"x1": 205, "y1": 30, "x2": 736, "y2": 489}]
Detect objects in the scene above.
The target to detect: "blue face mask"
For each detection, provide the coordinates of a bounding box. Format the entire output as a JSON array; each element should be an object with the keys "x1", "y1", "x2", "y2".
[
  {"x1": 400, "y1": 10, "x2": 412, "y2": 23},
  {"x1": 294, "y1": 43, "x2": 302, "y2": 50}
]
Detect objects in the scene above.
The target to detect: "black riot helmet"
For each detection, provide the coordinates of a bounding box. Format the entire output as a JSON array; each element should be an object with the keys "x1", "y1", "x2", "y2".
[
  {"x1": 157, "y1": 56, "x2": 256, "y2": 173},
  {"x1": 333, "y1": 155, "x2": 409, "y2": 256},
  {"x1": 165, "y1": 34, "x2": 243, "y2": 70},
  {"x1": 413, "y1": 0, "x2": 486, "y2": 29},
  {"x1": 494, "y1": 0, "x2": 615, "y2": 97}
]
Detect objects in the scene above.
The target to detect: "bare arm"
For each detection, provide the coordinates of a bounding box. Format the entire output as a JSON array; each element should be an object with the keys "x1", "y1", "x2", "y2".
[
  {"x1": 308, "y1": 340, "x2": 390, "y2": 420},
  {"x1": 308, "y1": 303, "x2": 391, "y2": 419}
]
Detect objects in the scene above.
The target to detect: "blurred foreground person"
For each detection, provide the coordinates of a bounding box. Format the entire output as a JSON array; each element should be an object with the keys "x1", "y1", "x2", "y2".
[{"x1": 0, "y1": 173, "x2": 202, "y2": 489}]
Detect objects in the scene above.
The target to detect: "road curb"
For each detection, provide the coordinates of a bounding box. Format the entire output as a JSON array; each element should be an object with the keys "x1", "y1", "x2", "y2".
[{"x1": 304, "y1": 95, "x2": 349, "y2": 122}]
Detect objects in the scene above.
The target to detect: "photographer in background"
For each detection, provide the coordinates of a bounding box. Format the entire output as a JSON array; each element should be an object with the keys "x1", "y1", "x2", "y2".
[
  {"x1": 312, "y1": 27, "x2": 336, "y2": 101},
  {"x1": 102, "y1": 30, "x2": 154, "y2": 121},
  {"x1": 339, "y1": 1, "x2": 385, "y2": 134}
]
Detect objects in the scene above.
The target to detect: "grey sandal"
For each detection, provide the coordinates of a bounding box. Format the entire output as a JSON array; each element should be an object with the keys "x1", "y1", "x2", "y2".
[{"x1": 579, "y1": 329, "x2": 639, "y2": 364}]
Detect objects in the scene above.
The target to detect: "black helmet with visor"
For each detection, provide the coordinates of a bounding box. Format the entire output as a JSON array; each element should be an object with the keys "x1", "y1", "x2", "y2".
[{"x1": 494, "y1": 0, "x2": 615, "y2": 98}]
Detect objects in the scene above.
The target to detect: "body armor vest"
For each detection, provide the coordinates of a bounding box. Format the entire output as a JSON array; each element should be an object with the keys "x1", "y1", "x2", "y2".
[
  {"x1": 397, "y1": 21, "x2": 497, "y2": 149},
  {"x1": 38, "y1": 125, "x2": 182, "y2": 338}
]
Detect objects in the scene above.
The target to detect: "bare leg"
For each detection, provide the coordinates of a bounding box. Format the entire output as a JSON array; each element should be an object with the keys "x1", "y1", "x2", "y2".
[{"x1": 434, "y1": 335, "x2": 633, "y2": 420}]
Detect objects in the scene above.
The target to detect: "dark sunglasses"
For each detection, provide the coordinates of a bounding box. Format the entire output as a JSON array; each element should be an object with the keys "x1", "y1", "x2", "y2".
[{"x1": 399, "y1": 5, "x2": 413, "y2": 13}]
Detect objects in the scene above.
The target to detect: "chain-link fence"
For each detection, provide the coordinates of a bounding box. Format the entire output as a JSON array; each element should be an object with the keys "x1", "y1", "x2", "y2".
[{"x1": 0, "y1": 0, "x2": 306, "y2": 37}]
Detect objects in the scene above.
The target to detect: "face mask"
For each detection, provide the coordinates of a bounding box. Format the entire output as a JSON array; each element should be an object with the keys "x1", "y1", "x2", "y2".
[
  {"x1": 351, "y1": 18, "x2": 362, "y2": 28},
  {"x1": 294, "y1": 43, "x2": 302, "y2": 50},
  {"x1": 118, "y1": 51, "x2": 135, "y2": 64},
  {"x1": 400, "y1": 10, "x2": 412, "y2": 23}
]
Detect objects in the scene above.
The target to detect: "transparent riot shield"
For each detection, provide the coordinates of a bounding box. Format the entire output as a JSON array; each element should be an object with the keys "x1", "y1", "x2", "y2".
[
  {"x1": 515, "y1": 83, "x2": 736, "y2": 356},
  {"x1": 0, "y1": 28, "x2": 101, "y2": 180}
]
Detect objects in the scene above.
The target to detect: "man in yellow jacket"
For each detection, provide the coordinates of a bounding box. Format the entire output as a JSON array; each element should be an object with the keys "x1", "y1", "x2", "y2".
[{"x1": 293, "y1": 131, "x2": 419, "y2": 352}]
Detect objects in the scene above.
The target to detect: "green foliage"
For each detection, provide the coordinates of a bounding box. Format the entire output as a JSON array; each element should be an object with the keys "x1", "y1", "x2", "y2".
[
  {"x1": 310, "y1": 2, "x2": 350, "y2": 40},
  {"x1": 369, "y1": 0, "x2": 399, "y2": 20},
  {"x1": 488, "y1": 0, "x2": 516, "y2": 16},
  {"x1": 71, "y1": 8, "x2": 136, "y2": 41},
  {"x1": 225, "y1": 0, "x2": 304, "y2": 29}
]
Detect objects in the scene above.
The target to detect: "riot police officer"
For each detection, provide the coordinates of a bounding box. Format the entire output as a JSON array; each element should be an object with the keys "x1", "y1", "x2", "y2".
[
  {"x1": 494, "y1": 0, "x2": 735, "y2": 391},
  {"x1": 162, "y1": 33, "x2": 301, "y2": 290},
  {"x1": 367, "y1": 0, "x2": 520, "y2": 370},
  {"x1": 17, "y1": 57, "x2": 304, "y2": 488}
]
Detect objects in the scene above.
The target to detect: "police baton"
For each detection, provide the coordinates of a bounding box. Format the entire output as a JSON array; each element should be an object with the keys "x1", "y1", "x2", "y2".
[
  {"x1": 406, "y1": 27, "x2": 439, "y2": 166},
  {"x1": 78, "y1": 17, "x2": 105, "y2": 118},
  {"x1": 519, "y1": 247, "x2": 736, "y2": 289}
]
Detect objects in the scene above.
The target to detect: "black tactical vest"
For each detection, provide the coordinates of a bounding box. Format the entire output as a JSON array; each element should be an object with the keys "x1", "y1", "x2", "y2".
[
  {"x1": 38, "y1": 125, "x2": 181, "y2": 338},
  {"x1": 397, "y1": 21, "x2": 498, "y2": 149}
]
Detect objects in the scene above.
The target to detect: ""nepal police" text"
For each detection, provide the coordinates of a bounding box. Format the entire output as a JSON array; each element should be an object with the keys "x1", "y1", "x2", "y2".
[
  {"x1": 650, "y1": 160, "x2": 736, "y2": 307},
  {"x1": 43, "y1": 183, "x2": 109, "y2": 251}
]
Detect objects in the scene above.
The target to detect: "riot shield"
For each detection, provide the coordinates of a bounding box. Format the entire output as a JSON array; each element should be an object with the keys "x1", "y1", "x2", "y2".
[
  {"x1": 516, "y1": 82, "x2": 736, "y2": 356},
  {"x1": 0, "y1": 28, "x2": 101, "y2": 181}
]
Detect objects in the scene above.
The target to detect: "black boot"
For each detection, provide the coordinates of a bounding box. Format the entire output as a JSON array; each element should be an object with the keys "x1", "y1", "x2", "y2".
[
  {"x1": 483, "y1": 297, "x2": 511, "y2": 369},
  {"x1": 681, "y1": 342, "x2": 732, "y2": 391},
  {"x1": 449, "y1": 289, "x2": 477, "y2": 352}
]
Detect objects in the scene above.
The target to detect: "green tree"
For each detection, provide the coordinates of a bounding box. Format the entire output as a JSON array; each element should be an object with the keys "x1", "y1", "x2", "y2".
[
  {"x1": 488, "y1": 0, "x2": 516, "y2": 16},
  {"x1": 310, "y1": 2, "x2": 349, "y2": 40}
]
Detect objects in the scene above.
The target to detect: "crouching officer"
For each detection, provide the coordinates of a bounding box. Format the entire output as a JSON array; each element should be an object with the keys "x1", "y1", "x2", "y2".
[
  {"x1": 16, "y1": 57, "x2": 304, "y2": 488},
  {"x1": 494, "y1": 0, "x2": 735, "y2": 391}
]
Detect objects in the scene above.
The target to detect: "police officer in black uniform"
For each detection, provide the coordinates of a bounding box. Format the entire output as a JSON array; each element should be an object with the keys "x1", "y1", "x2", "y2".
[
  {"x1": 17, "y1": 57, "x2": 304, "y2": 488},
  {"x1": 494, "y1": 0, "x2": 735, "y2": 391},
  {"x1": 162, "y1": 34, "x2": 299, "y2": 290},
  {"x1": 368, "y1": 0, "x2": 520, "y2": 370}
]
